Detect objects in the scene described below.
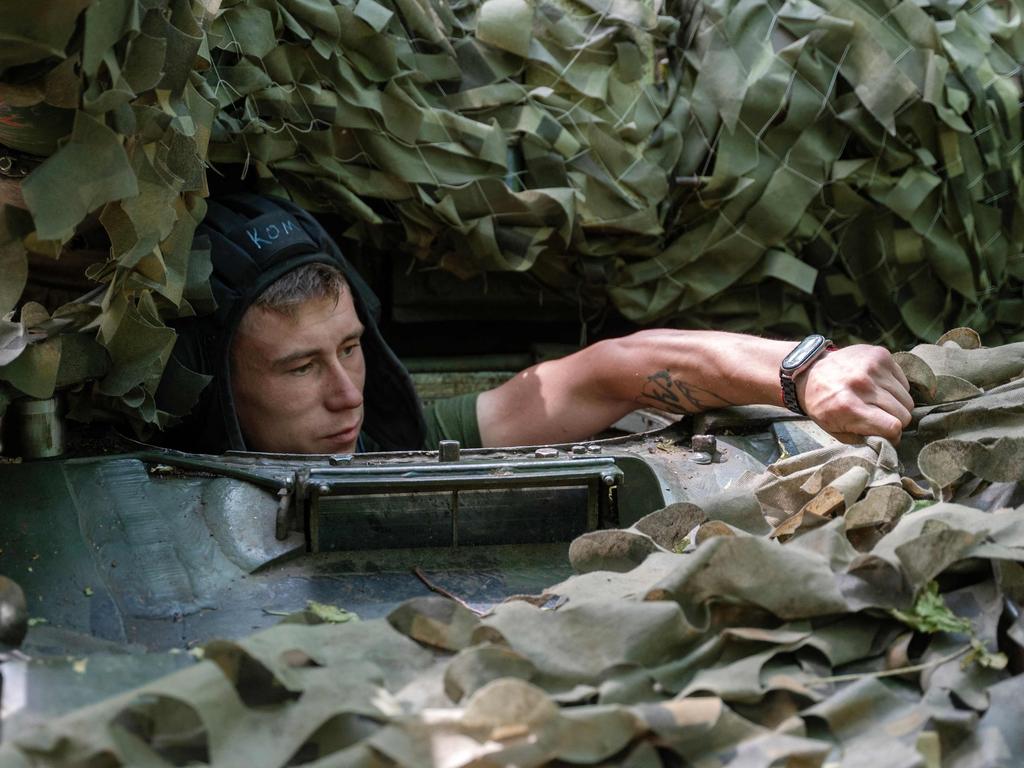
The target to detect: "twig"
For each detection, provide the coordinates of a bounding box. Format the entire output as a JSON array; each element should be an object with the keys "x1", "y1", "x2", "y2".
[
  {"x1": 803, "y1": 645, "x2": 971, "y2": 686},
  {"x1": 411, "y1": 567, "x2": 487, "y2": 616}
]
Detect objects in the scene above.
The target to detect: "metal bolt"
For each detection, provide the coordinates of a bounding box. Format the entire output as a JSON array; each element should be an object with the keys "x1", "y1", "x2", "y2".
[
  {"x1": 570, "y1": 445, "x2": 587, "y2": 455},
  {"x1": 439, "y1": 440, "x2": 461, "y2": 463},
  {"x1": 602, "y1": 472, "x2": 617, "y2": 486},
  {"x1": 691, "y1": 434, "x2": 717, "y2": 454},
  {"x1": 534, "y1": 447, "x2": 559, "y2": 459},
  {"x1": 329, "y1": 455, "x2": 353, "y2": 466},
  {"x1": 586, "y1": 444, "x2": 602, "y2": 454},
  {"x1": 318, "y1": 484, "x2": 330, "y2": 495},
  {"x1": 691, "y1": 434, "x2": 717, "y2": 464}
]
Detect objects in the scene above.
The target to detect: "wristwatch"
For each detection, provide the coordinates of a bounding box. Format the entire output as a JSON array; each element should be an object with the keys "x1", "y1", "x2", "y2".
[{"x1": 780, "y1": 334, "x2": 836, "y2": 416}]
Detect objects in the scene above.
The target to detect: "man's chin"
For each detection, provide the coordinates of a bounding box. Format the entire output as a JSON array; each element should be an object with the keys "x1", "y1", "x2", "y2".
[
  {"x1": 318, "y1": 439, "x2": 357, "y2": 454},
  {"x1": 246, "y1": 435, "x2": 357, "y2": 455}
]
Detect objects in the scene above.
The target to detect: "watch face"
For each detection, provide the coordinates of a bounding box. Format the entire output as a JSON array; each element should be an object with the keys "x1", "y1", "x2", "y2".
[{"x1": 781, "y1": 334, "x2": 827, "y2": 372}]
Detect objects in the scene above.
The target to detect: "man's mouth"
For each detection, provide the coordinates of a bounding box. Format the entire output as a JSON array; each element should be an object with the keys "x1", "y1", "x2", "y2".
[{"x1": 323, "y1": 423, "x2": 360, "y2": 445}]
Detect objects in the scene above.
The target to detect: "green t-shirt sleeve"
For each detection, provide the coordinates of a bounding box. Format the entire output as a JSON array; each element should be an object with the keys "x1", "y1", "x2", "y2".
[{"x1": 422, "y1": 392, "x2": 482, "y2": 449}]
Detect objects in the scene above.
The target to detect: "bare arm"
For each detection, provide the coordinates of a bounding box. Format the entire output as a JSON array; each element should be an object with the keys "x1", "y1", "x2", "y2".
[{"x1": 476, "y1": 330, "x2": 913, "y2": 447}]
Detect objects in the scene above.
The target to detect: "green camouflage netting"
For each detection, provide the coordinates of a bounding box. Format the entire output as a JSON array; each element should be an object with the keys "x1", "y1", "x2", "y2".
[
  {"x1": 2, "y1": 332, "x2": 1023, "y2": 766},
  {"x1": 1, "y1": 0, "x2": 1023, "y2": 431},
  {"x1": 0, "y1": 0, "x2": 217, "y2": 430}
]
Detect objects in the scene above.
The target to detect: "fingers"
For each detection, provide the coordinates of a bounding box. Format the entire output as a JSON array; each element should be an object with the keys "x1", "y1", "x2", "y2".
[
  {"x1": 864, "y1": 409, "x2": 905, "y2": 444},
  {"x1": 870, "y1": 385, "x2": 913, "y2": 429},
  {"x1": 836, "y1": 400, "x2": 905, "y2": 444},
  {"x1": 801, "y1": 345, "x2": 914, "y2": 444},
  {"x1": 878, "y1": 356, "x2": 915, "y2": 414},
  {"x1": 886, "y1": 352, "x2": 911, "y2": 392}
]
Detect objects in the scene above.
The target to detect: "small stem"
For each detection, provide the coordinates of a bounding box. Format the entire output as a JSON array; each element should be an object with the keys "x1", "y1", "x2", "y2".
[
  {"x1": 412, "y1": 567, "x2": 487, "y2": 616},
  {"x1": 803, "y1": 645, "x2": 971, "y2": 686}
]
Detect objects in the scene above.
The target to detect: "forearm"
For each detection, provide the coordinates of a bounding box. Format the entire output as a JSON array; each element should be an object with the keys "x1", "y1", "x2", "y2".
[
  {"x1": 477, "y1": 329, "x2": 913, "y2": 448},
  {"x1": 477, "y1": 343, "x2": 638, "y2": 447},
  {"x1": 598, "y1": 330, "x2": 794, "y2": 414},
  {"x1": 601, "y1": 329, "x2": 914, "y2": 444},
  {"x1": 476, "y1": 330, "x2": 793, "y2": 447}
]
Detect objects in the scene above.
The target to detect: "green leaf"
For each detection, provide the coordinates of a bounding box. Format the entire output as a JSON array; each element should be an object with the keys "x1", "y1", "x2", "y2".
[
  {"x1": 964, "y1": 638, "x2": 1008, "y2": 671},
  {"x1": 305, "y1": 600, "x2": 359, "y2": 624},
  {"x1": 890, "y1": 581, "x2": 973, "y2": 635}
]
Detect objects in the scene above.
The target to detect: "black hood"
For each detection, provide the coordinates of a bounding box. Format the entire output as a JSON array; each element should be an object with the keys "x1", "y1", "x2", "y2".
[{"x1": 164, "y1": 194, "x2": 424, "y2": 454}]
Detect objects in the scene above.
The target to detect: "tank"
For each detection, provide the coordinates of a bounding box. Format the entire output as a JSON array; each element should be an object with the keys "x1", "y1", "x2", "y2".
[
  {"x1": 0, "y1": 393, "x2": 784, "y2": 703},
  {"x1": 3, "y1": 383, "x2": 1024, "y2": 765},
  {"x1": 2, "y1": 0, "x2": 1024, "y2": 761}
]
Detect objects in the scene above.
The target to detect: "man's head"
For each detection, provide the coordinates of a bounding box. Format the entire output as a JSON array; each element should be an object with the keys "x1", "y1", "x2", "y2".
[
  {"x1": 169, "y1": 193, "x2": 424, "y2": 454},
  {"x1": 230, "y1": 264, "x2": 367, "y2": 454}
]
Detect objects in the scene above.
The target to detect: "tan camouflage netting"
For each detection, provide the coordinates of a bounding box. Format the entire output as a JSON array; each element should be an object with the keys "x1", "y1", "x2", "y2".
[
  {"x1": 0, "y1": 0, "x2": 1022, "y2": 432},
  {"x1": 2, "y1": 4, "x2": 1024, "y2": 760},
  {"x1": 3, "y1": 331, "x2": 1024, "y2": 766}
]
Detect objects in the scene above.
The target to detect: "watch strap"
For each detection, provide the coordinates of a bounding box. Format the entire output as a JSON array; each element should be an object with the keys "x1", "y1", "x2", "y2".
[{"x1": 781, "y1": 372, "x2": 804, "y2": 415}]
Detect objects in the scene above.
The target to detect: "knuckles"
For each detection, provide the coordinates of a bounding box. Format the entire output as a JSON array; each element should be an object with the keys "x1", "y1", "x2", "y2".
[
  {"x1": 840, "y1": 344, "x2": 892, "y2": 374},
  {"x1": 827, "y1": 345, "x2": 898, "y2": 394}
]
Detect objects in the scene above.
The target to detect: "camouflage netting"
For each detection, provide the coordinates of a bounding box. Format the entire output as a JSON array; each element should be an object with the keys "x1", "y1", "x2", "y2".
[
  {"x1": 0, "y1": 0, "x2": 217, "y2": 431},
  {"x1": 3, "y1": 332, "x2": 1024, "y2": 765},
  {"x1": 1, "y1": 0, "x2": 1023, "y2": 432}
]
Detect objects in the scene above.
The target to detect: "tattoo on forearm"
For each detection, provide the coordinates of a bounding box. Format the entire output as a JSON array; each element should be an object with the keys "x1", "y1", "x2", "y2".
[{"x1": 636, "y1": 370, "x2": 737, "y2": 414}]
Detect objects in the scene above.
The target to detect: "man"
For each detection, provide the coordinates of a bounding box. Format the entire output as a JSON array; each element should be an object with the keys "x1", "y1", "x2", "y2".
[{"x1": 172, "y1": 194, "x2": 914, "y2": 454}]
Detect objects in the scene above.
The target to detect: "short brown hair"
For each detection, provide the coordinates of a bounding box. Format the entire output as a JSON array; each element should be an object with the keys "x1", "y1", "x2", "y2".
[{"x1": 253, "y1": 263, "x2": 348, "y2": 315}]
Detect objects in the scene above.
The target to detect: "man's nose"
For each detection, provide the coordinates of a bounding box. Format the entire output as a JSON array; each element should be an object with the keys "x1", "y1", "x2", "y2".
[{"x1": 323, "y1": 360, "x2": 363, "y2": 411}]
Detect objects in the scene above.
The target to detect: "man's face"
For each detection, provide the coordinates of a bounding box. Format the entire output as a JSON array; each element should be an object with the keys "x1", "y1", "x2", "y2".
[{"x1": 230, "y1": 289, "x2": 366, "y2": 454}]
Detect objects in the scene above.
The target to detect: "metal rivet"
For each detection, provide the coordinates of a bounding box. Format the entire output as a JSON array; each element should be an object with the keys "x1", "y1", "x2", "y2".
[
  {"x1": 439, "y1": 440, "x2": 461, "y2": 463},
  {"x1": 570, "y1": 445, "x2": 587, "y2": 455},
  {"x1": 318, "y1": 484, "x2": 330, "y2": 495},
  {"x1": 586, "y1": 444, "x2": 602, "y2": 454}
]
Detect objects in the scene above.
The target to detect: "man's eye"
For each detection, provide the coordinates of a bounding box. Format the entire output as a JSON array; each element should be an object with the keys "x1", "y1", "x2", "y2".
[
  {"x1": 340, "y1": 343, "x2": 360, "y2": 359},
  {"x1": 289, "y1": 362, "x2": 314, "y2": 375}
]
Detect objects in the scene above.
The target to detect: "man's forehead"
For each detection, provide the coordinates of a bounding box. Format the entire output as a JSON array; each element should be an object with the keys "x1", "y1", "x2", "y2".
[{"x1": 235, "y1": 292, "x2": 363, "y2": 356}]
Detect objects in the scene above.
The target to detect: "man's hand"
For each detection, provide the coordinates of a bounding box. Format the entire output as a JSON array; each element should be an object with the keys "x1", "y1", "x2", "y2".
[{"x1": 797, "y1": 345, "x2": 914, "y2": 444}]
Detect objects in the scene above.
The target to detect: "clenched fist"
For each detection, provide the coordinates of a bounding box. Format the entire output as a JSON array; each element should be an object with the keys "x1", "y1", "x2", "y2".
[{"x1": 798, "y1": 345, "x2": 914, "y2": 444}]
